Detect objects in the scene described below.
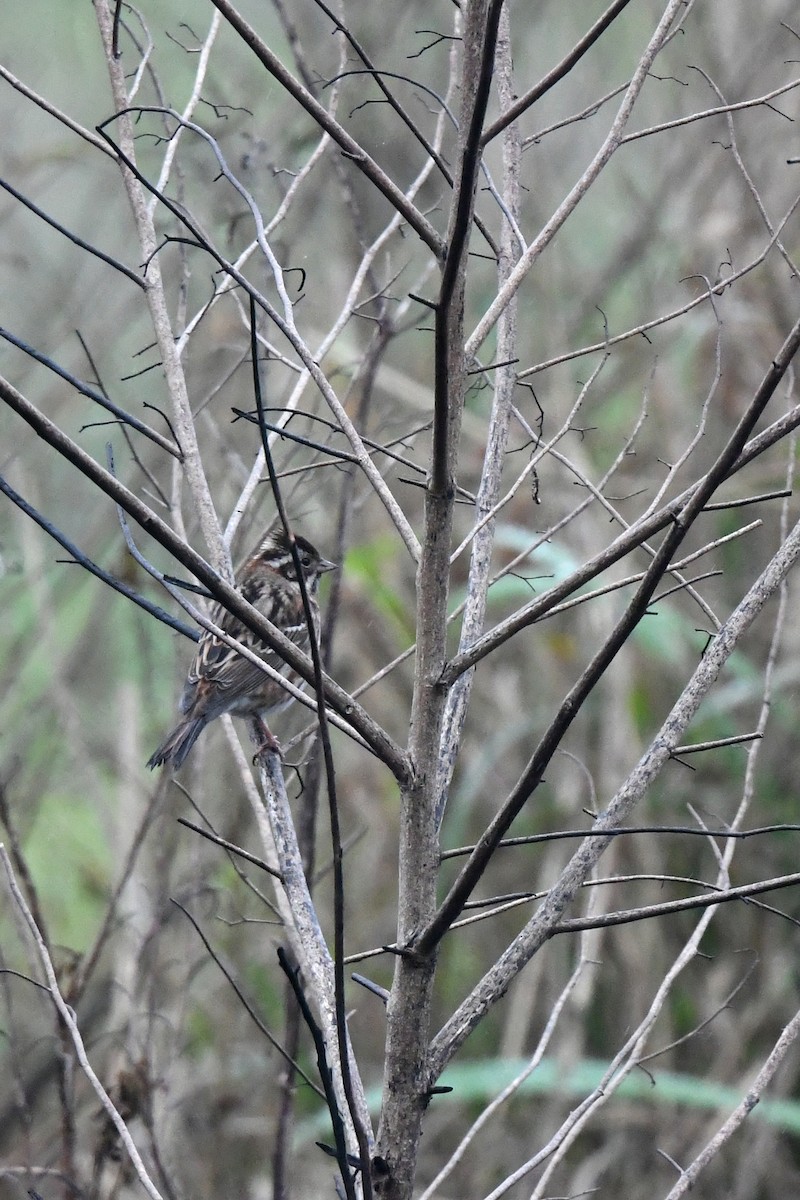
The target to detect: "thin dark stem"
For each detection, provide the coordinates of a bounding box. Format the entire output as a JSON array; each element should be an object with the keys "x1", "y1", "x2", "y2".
[
  {"x1": 232, "y1": 407, "x2": 472, "y2": 497},
  {"x1": 0, "y1": 177, "x2": 146, "y2": 288},
  {"x1": 206, "y1": 0, "x2": 445, "y2": 260},
  {"x1": 0, "y1": 473, "x2": 198, "y2": 642},
  {"x1": 172, "y1": 900, "x2": 325, "y2": 1099},
  {"x1": 317, "y1": 44, "x2": 500, "y2": 257},
  {"x1": 0, "y1": 326, "x2": 180, "y2": 458},
  {"x1": 248, "y1": 301, "x2": 374, "y2": 1200},
  {"x1": 310, "y1": 1, "x2": 478, "y2": 209},
  {"x1": 441, "y1": 817, "x2": 798, "y2": 860},
  {"x1": 277, "y1": 949, "x2": 359, "y2": 1200},
  {"x1": 75, "y1": 330, "x2": 171, "y2": 510},
  {"x1": 431, "y1": 0, "x2": 504, "y2": 497},
  {"x1": 175, "y1": 817, "x2": 283, "y2": 879}
]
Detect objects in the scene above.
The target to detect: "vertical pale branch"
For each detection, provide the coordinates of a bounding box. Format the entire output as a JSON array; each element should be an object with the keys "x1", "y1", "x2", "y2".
[
  {"x1": 375, "y1": 4, "x2": 504, "y2": 1198},
  {"x1": 254, "y1": 753, "x2": 371, "y2": 1168},
  {"x1": 93, "y1": 0, "x2": 230, "y2": 578},
  {"x1": 149, "y1": 11, "x2": 222, "y2": 213},
  {"x1": 434, "y1": 6, "x2": 521, "y2": 823}
]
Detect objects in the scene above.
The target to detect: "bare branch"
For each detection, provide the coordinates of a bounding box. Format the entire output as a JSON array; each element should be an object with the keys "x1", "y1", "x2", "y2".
[
  {"x1": 0, "y1": 845, "x2": 165, "y2": 1200},
  {"x1": 467, "y1": 0, "x2": 688, "y2": 356},
  {"x1": 481, "y1": 0, "x2": 636, "y2": 145},
  {"x1": 206, "y1": 0, "x2": 445, "y2": 259},
  {"x1": 662, "y1": 1008, "x2": 800, "y2": 1198},
  {"x1": 428, "y1": 498, "x2": 800, "y2": 1079}
]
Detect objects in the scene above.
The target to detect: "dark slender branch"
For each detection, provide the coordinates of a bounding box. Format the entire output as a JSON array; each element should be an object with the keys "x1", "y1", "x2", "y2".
[
  {"x1": 0, "y1": 177, "x2": 146, "y2": 289},
  {"x1": 111, "y1": 0, "x2": 123, "y2": 58},
  {"x1": 328, "y1": 69, "x2": 506, "y2": 259},
  {"x1": 441, "y1": 818, "x2": 800, "y2": 861},
  {"x1": 248, "y1": 302, "x2": 373, "y2": 1200},
  {"x1": 74, "y1": 331, "x2": 170, "y2": 508},
  {"x1": 352, "y1": 974, "x2": 390, "y2": 1003},
  {"x1": 233, "y1": 406, "x2": 475, "y2": 497},
  {"x1": 418, "y1": 312, "x2": 800, "y2": 955},
  {"x1": 431, "y1": 0, "x2": 504, "y2": 497},
  {"x1": 0, "y1": 327, "x2": 180, "y2": 458},
  {"x1": 277, "y1": 949, "x2": 358, "y2": 1200},
  {"x1": 0, "y1": 473, "x2": 198, "y2": 641},
  {"x1": 0, "y1": 969, "x2": 51, "y2": 994},
  {"x1": 0, "y1": 62, "x2": 115, "y2": 157},
  {"x1": 0, "y1": 374, "x2": 411, "y2": 784},
  {"x1": 172, "y1": 901, "x2": 324, "y2": 1098},
  {"x1": 311, "y1": 0, "x2": 498, "y2": 256},
  {"x1": 481, "y1": 0, "x2": 636, "y2": 145},
  {"x1": 548, "y1": 871, "x2": 800, "y2": 936},
  {"x1": 176, "y1": 817, "x2": 282, "y2": 879},
  {"x1": 232, "y1": 408, "x2": 359, "y2": 463}
]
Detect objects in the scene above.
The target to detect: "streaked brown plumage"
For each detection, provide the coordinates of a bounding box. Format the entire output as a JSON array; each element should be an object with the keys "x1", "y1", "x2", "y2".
[{"x1": 147, "y1": 529, "x2": 335, "y2": 769}]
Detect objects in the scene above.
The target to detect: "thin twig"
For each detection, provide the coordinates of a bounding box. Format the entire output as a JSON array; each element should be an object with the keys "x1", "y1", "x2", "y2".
[
  {"x1": 0, "y1": 473, "x2": 197, "y2": 641},
  {"x1": 0, "y1": 326, "x2": 179, "y2": 457},
  {"x1": 176, "y1": 817, "x2": 282, "y2": 879},
  {"x1": 0, "y1": 177, "x2": 146, "y2": 288},
  {"x1": 481, "y1": 0, "x2": 636, "y2": 144},
  {"x1": 172, "y1": 899, "x2": 324, "y2": 1097},
  {"x1": 0, "y1": 846, "x2": 164, "y2": 1200},
  {"x1": 206, "y1": 0, "x2": 445, "y2": 259}
]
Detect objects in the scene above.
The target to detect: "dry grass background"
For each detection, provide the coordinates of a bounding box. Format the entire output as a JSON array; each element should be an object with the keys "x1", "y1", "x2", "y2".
[{"x1": 2, "y1": 2, "x2": 800, "y2": 1197}]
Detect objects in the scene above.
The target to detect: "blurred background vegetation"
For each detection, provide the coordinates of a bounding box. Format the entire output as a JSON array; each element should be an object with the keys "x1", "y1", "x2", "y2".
[{"x1": 2, "y1": 2, "x2": 800, "y2": 1197}]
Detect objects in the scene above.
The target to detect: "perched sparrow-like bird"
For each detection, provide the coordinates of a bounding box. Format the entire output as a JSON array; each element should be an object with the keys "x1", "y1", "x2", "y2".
[{"x1": 147, "y1": 529, "x2": 335, "y2": 769}]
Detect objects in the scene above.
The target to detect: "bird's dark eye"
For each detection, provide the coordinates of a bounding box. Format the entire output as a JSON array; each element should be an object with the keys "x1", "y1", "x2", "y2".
[{"x1": 301, "y1": 552, "x2": 312, "y2": 568}]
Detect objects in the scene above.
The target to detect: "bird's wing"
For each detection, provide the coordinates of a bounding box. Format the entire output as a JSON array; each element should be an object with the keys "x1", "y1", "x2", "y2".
[{"x1": 179, "y1": 602, "x2": 312, "y2": 714}]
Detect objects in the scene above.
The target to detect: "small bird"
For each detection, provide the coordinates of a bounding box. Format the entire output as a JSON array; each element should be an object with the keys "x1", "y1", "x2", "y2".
[{"x1": 147, "y1": 528, "x2": 336, "y2": 769}]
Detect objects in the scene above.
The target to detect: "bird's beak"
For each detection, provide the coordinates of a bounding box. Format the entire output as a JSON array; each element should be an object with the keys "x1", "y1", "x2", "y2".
[{"x1": 320, "y1": 558, "x2": 337, "y2": 573}]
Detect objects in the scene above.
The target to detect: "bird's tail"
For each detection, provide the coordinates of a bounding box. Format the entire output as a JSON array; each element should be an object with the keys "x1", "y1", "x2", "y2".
[{"x1": 146, "y1": 716, "x2": 207, "y2": 770}]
